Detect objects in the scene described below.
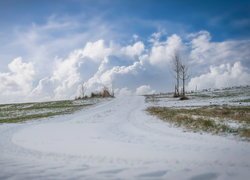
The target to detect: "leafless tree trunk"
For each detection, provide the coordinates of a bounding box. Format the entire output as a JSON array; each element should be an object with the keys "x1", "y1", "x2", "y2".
[
  {"x1": 172, "y1": 51, "x2": 181, "y2": 97},
  {"x1": 180, "y1": 64, "x2": 189, "y2": 97},
  {"x1": 80, "y1": 83, "x2": 85, "y2": 98},
  {"x1": 110, "y1": 83, "x2": 114, "y2": 97}
]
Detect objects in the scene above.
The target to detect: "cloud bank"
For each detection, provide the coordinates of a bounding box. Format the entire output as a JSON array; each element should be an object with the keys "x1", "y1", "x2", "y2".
[
  {"x1": 1, "y1": 30, "x2": 250, "y2": 103},
  {"x1": 188, "y1": 62, "x2": 250, "y2": 90},
  {"x1": 0, "y1": 57, "x2": 35, "y2": 102}
]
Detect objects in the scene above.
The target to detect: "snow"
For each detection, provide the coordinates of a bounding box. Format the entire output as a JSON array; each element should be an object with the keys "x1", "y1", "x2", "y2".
[
  {"x1": 150, "y1": 96, "x2": 250, "y2": 108},
  {"x1": 0, "y1": 96, "x2": 250, "y2": 179}
]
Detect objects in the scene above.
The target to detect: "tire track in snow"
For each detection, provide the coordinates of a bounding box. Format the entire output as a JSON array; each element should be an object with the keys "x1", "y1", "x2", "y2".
[{"x1": 0, "y1": 96, "x2": 250, "y2": 179}]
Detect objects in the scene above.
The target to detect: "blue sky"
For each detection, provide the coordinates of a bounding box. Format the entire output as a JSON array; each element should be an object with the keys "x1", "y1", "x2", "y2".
[
  {"x1": 1, "y1": 0, "x2": 249, "y2": 40},
  {"x1": 0, "y1": 0, "x2": 250, "y2": 103}
]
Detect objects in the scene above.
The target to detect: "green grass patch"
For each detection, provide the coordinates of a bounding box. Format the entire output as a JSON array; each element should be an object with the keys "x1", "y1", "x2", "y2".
[
  {"x1": 234, "y1": 99, "x2": 250, "y2": 103},
  {"x1": 188, "y1": 93, "x2": 212, "y2": 98},
  {"x1": 0, "y1": 99, "x2": 94, "y2": 123}
]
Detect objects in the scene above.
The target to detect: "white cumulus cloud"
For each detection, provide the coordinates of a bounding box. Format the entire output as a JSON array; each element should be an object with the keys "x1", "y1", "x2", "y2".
[
  {"x1": 121, "y1": 41, "x2": 145, "y2": 57},
  {"x1": 136, "y1": 85, "x2": 155, "y2": 95},
  {"x1": 149, "y1": 34, "x2": 183, "y2": 67},
  {"x1": 0, "y1": 57, "x2": 35, "y2": 103},
  {"x1": 0, "y1": 30, "x2": 250, "y2": 103},
  {"x1": 188, "y1": 62, "x2": 250, "y2": 90}
]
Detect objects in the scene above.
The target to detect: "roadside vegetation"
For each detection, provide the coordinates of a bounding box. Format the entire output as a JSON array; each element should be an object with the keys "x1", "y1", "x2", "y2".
[
  {"x1": 0, "y1": 85, "x2": 115, "y2": 124},
  {"x1": 75, "y1": 85, "x2": 114, "y2": 100},
  {"x1": 147, "y1": 105, "x2": 250, "y2": 140},
  {"x1": 0, "y1": 99, "x2": 98, "y2": 123},
  {"x1": 234, "y1": 98, "x2": 250, "y2": 103}
]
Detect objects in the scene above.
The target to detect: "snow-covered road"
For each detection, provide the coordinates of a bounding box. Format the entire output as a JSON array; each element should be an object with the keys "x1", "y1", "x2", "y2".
[{"x1": 0, "y1": 96, "x2": 250, "y2": 179}]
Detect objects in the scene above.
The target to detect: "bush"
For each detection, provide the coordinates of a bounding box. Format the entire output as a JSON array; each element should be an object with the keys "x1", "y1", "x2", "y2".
[
  {"x1": 90, "y1": 87, "x2": 114, "y2": 98},
  {"x1": 180, "y1": 96, "x2": 189, "y2": 100},
  {"x1": 173, "y1": 94, "x2": 180, "y2": 98}
]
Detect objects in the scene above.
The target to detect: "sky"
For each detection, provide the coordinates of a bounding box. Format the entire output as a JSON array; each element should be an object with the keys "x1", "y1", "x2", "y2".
[{"x1": 0, "y1": 0, "x2": 250, "y2": 103}]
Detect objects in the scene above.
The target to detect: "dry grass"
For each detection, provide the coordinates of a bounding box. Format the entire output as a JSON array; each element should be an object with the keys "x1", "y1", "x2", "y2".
[
  {"x1": 240, "y1": 129, "x2": 250, "y2": 138},
  {"x1": 147, "y1": 106, "x2": 250, "y2": 140},
  {"x1": 183, "y1": 106, "x2": 250, "y2": 123}
]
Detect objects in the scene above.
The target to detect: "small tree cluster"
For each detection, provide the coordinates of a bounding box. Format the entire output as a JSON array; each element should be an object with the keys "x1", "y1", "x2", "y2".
[
  {"x1": 75, "y1": 83, "x2": 114, "y2": 100},
  {"x1": 75, "y1": 83, "x2": 88, "y2": 100},
  {"x1": 90, "y1": 86, "x2": 114, "y2": 98},
  {"x1": 172, "y1": 51, "x2": 189, "y2": 99}
]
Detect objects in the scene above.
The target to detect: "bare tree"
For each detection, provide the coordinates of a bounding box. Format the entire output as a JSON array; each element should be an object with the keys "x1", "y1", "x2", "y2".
[
  {"x1": 110, "y1": 83, "x2": 115, "y2": 97},
  {"x1": 180, "y1": 63, "x2": 189, "y2": 97},
  {"x1": 80, "y1": 83, "x2": 85, "y2": 98},
  {"x1": 172, "y1": 51, "x2": 181, "y2": 97}
]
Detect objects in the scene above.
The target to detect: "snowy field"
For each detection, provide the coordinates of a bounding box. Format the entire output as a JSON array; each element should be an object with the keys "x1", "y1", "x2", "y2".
[
  {"x1": 146, "y1": 86, "x2": 250, "y2": 108},
  {"x1": 0, "y1": 90, "x2": 250, "y2": 179}
]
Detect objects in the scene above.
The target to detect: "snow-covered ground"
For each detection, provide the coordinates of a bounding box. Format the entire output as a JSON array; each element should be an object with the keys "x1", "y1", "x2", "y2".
[
  {"x1": 0, "y1": 96, "x2": 250, "y2": 179},
  {"x1": 146, "y1": 86, "x2": 250, "y2": 108}
]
